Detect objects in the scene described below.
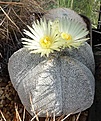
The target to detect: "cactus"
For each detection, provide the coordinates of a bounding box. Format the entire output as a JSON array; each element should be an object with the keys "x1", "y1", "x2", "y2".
[{"x1": 8, "y1": 8, "x2": 95, "y2": 117}]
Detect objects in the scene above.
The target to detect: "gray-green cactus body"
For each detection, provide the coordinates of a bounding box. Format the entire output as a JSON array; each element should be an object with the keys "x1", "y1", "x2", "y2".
[
  {"x1": 8, "y1": 48, "x2": 95, "y2": 116},
  {"x1": 8, "y1": 48, "x2": 45, "y2": 90},
  {"x1": 43, "y1": 8, "x2": 86, "y2": 27},
  {"x1": 62, "y1": 42, "x2": 95, "y2": 74}
]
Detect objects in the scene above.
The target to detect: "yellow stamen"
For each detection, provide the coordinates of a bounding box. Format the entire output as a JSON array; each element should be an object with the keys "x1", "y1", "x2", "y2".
[
  {"x1": 40, "y1": 36, "x2": 52, "y2": 48},
  {"x1": 61, "y1": 32, "x2": 72, "y2": 40}
]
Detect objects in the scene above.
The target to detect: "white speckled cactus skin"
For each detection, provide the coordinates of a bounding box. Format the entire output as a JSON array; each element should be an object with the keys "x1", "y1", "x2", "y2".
[
  {"x1": 8, "y1": 8, "x2": 95, "y2": 117},
  {"x1": 62, "y1": 42, "x2": 95, "y2": 74},
  {"x1": 8, "y1": 43, "x2": 95, "y2": 116}
]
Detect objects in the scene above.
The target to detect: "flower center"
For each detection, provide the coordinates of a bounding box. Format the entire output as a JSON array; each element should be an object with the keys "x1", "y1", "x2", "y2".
[
  {"x1": 40, "y1": 36, "x2": 52, "y2": 48},
  {"x1": 61, "y1": 32, "x2": 72, "y2": 41}
]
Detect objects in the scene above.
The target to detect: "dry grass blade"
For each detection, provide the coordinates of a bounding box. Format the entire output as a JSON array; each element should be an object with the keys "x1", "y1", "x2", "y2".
[
  {"x1": 94, "y1": 43, "x2": 101, "y2": 47},
  {"x1": 11, "y1": 7, "x2": 27, "y2": 26},
  {"x1": 0, "y1": 1, "x2": 23, "y2": 5},
  {"x1": 0, "y1": 5, "x2": 23, "y2": 37},
  {"x1": 61, "y1": 113, "x2": 72, "y2": 121},
  {"x1": 14, "y1": 104, "x2": 22, "y2": 121},
  {"x1": 0, "y1": 110, "x2": 6, "y2": 121},
  {"x1": 30, "y1": 111, "x2": 42, "y2": 121},
  {"x1": 0, "y1": 52, "x2": 2, "y2": 57},
  {"x1": 0, "y1": 6, "x2": 20, "y2": 31},
  {"x1": 53, "y1": 112, "x2": 55, "y2": 121},
  {"x1": 76, "y1": 112, "x2": 81, "y2": 121},
  {"x1": 29, "y1": 94, "x2": 39, "y2": 121},
  {"x1": 57, "y1": 115, "x2": 64, "y2": 121},
  {"x1": 93, "y1": 30, "x2": 101, "y2": 34},
  {"x1": 45, "y1": 111, "x2": 49, "y2": 121},
  {"x1": 0, "y1": 15, "x2": 6, "y2": 26},
  {"x1": 22, "y1": 107, "x2": 25, "y2": 121}
]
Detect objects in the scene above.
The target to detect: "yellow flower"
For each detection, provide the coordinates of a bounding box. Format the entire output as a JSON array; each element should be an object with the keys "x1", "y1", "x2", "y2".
[
  {"x1": 22, "y1": 19, "x2": 62, "y2": 57},
  {"x1": 59, "y1": 17, "x2": 89, "y2": 49}
]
